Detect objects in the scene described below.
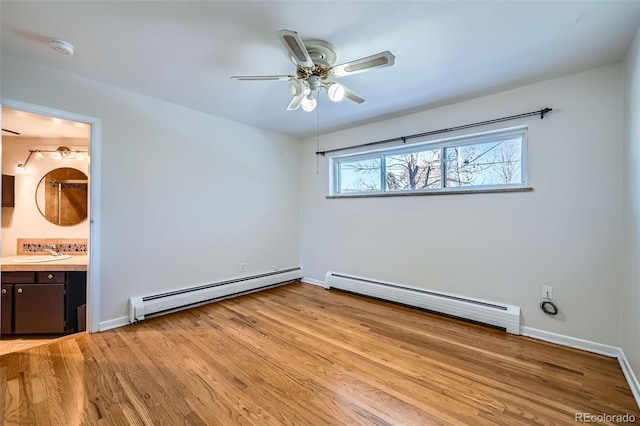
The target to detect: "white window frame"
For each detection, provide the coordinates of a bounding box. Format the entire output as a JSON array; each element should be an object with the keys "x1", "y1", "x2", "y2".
[{"x1": 330, "y1": 126, "x2": 529, "y2": 197}]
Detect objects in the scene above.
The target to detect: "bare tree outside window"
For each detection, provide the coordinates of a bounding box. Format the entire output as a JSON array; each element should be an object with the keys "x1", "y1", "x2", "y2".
[
  {"x1": 338, "y1": 157, "x2": 381, "y2": 193},
  {"x1": 386, "y1": 150, "x2": 441, "y2": 191},
  {"x1": 445, "y1": 138, "x2": 522, "y2": 187},
  {"x1": 491, "y1": 139, "x2": 522, "y2": 184}
]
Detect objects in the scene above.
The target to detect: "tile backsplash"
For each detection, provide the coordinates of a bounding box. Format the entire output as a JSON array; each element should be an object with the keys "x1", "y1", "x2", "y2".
[{"x1": 17, "y1": 238, "x2": 88, "y2": 255}]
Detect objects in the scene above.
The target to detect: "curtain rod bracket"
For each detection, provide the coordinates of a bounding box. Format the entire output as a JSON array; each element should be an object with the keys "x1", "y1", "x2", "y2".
[
  {"x1": 401, "y1": 136, "x2": 407, "y2": 144},
  {"x1": 540, "y1": 107, "x2": 552, "y2": 119}
]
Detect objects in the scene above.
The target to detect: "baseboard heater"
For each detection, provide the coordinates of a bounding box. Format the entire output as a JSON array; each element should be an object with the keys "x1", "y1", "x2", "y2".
[
  {"x1": 129, "y1": 267, "x2": 302, "y2": 323},
  {"x1": 325, "y1": 272, "x2": 520, "y2": 334}
]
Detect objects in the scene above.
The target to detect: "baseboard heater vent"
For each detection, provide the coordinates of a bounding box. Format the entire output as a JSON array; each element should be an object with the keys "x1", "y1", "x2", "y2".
[
  {"x1": 129, "y1": 267, "x2": 302, "y2": 323},
  {"x1": 325, "y1": 272, "x2": 520, "y2": 334}
]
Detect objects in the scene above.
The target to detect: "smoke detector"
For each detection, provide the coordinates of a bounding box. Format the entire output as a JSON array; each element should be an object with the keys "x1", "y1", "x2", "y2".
[{"x1": 49, "y1": 39, "x2": 74, "y2": 55}]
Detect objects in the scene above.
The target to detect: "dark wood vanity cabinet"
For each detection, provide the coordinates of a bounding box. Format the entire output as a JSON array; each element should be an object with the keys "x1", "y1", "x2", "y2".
[
  {"x1": 0, "y1": 271, "x2": 86, "y2": 336},
  {"x1": 15, "y1": 283, "x2": 65, "y2": 333},
  {"x1": 1, "y1": 284, "x2": 13, "y2": 334}
]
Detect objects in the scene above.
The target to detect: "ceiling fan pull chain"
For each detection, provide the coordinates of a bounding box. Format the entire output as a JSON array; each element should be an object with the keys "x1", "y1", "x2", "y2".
[{"x1": 316, "y1": 95, "x2": 321, "y2": 174}]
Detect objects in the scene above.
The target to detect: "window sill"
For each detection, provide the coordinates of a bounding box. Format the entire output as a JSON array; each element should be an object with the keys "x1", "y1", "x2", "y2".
[{"x1": 326, "y1": 186, "x2": 533, "y2": 199}]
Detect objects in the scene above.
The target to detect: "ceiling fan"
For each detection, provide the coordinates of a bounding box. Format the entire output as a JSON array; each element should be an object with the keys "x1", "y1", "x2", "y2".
[{"x1": 231, "y1": 29, "x2": 395, "y2": 112}]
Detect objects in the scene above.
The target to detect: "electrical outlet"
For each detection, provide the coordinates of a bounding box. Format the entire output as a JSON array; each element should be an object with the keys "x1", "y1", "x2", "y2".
[
  {"x1": 240, "y1": 263, "x2": 246, "y2": 272},
  {"x1": 542, "y1": 285, "x2": 553, "y2": 299}
]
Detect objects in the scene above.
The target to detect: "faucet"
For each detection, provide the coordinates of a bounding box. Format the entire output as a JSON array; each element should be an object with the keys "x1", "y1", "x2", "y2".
[{"x1": 46, "y1": 244, "x2": 63, "y2": 256}]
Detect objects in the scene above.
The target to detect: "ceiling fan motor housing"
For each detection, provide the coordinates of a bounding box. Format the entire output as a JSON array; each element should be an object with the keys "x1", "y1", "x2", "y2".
[{"x1": 303, "y1": 40, "x2": 338, "y2": 66}]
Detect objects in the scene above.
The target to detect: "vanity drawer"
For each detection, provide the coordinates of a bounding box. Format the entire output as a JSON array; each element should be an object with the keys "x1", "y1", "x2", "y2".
[
  {"x1": 1, "y1": 272, "x2": 36, "y2": 283},
  {"x1": 36, "y1": 272, "x2": 66, "y2": 283}
]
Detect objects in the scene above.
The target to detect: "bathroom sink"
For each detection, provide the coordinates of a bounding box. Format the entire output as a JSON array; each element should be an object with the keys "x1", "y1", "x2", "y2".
[{"x1": 12, "y1": 255, "x2": 72, "y2": 263}]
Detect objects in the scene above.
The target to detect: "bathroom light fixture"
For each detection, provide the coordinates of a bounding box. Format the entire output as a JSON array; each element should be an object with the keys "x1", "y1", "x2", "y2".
[
  {"x1": 15, "y1": 150, "x2": 34, "y2": 173},
  {"x1": 54, "y1": 146, "x2": 71, "y2": 159},
  {"x1": 15, "y1": 147, "x2": 89, "y2": 172}
]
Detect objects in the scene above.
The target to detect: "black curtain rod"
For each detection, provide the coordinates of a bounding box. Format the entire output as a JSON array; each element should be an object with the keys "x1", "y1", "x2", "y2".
[{"x1": 315, "y1": 107, "x2": 552, "y2": 156}]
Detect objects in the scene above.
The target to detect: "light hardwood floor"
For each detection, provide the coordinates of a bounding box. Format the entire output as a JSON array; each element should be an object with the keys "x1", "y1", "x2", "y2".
[
  {"x1": 1, "y1": 283, "x2": 638, "y2": 425},
  {"x1": 0, "y1": 334, "x2": 80, "y2": 356}
]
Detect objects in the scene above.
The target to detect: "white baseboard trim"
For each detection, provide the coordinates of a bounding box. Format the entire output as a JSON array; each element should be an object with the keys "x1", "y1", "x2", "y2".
[
  {"x1": 99, "y1": 316, "x2": 129, "y2": 332},
  {"x1": 619, "y1": 349, "x2": 640, "y2": 409},
  {"x1": 521, "y1": 326, "x2": 639, "y2": 409},
  {"x1": 301, "y1": 277, "x2": 328, "y2": 288},
  {"x1": 520, "y1": 326, "x2": 619, "y2": 357}
]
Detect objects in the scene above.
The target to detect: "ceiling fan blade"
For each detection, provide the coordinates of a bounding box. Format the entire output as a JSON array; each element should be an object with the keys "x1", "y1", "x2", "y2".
[
  {"x1": 230, "y1": 75, "x2": 293, "y2": 81},
  {"x1": 342, "y1": 86, "x2": 365, "y2": 104},
  {"x1": 286, "y1": 93, "x2": 306, "y2": 110},
  {"x1": 276, "y1": 29, "x2": 314, "y2": 68},
  {"x1": 330, "y1": 51, "x2": 395, "y2": 77}
]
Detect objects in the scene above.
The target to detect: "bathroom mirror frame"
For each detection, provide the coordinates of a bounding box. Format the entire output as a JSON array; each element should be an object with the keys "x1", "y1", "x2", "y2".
[{"x1": 35, "y1": 167, "x2": 89, "y2": 226}]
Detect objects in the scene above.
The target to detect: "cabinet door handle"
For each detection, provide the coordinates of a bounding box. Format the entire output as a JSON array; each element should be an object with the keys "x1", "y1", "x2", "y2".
[
  {"x1": 1, "y1": 289, "x2": 6, "y2": 294},
  {"x1": 48, "y1": 274, "x2": 54, "y2": 279},
  {"x1": 17, "y1": 288, "x2": 23, "y2": 294}
]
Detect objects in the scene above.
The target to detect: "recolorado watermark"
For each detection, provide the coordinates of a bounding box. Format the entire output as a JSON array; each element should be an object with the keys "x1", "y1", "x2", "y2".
[{"x1": 575, "y1": 412, "x2": 636, "y2": 423}]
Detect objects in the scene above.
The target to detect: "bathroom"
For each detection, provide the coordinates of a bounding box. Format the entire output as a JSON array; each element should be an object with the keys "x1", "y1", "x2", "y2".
[{"x1": 1, "y1": 107, "x2": 90, "y2": 354}]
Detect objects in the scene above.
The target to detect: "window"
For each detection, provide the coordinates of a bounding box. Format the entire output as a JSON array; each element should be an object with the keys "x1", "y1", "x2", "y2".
[
  {"x1": 331, "y1": 127, "x2": 528, "y2": 196},
  {"x1": 337, "y1": 156, "x2": 382, "y2": 193}
]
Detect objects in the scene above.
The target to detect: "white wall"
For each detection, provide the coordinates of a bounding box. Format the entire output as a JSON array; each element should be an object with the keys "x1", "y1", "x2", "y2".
[
  {"x1": 1, "y1": 55, "x2": 300, "y2": 324},
  {"x1": 299, "y1": 64, "x2": 623, "y2": 346},
  {"x1": 1, "y1": 136, "x2": 90, "y2": 256},
  {"x1": 622, "y1": 26, "x2": 640, "y2": 382}
]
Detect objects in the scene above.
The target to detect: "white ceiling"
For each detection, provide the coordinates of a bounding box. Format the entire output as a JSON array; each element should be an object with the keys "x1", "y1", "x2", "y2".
[
  {"x1": 2, "y1": 107, "x2": 91, "y2": 140},
  {"x1": 1, "y1": 1, "x2": 639, "y2": 139}
]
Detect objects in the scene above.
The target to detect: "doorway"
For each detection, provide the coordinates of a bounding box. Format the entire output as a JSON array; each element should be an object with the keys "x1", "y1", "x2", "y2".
[{"x1": 0, "y1": 101, "x2": 101, "y2": 354}]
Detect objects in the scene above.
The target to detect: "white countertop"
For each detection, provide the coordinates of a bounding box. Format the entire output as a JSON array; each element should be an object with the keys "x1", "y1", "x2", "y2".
[{"x1": 1, "y1": 255, "x2": 89, "y2": 272}]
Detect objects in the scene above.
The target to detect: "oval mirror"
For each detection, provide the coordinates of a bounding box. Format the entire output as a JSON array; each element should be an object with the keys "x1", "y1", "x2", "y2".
[{"x1": 35, "y1": 167, "x2": 88, "y2": 226}]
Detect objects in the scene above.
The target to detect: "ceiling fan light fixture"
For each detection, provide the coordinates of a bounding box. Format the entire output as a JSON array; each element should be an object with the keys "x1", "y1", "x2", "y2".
[
  {"x1": 288, "y1": 79, "x2": 305, "y2": 96},
  {"x1": 232, "y1": 29, "x2": 395, "y2": 112},
  {"x1": 301, "y1": 94, "x2": 317, "y2": 112},
  {"x1": 327, "y1": 83, "x2": 346, "y2": 102}
]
